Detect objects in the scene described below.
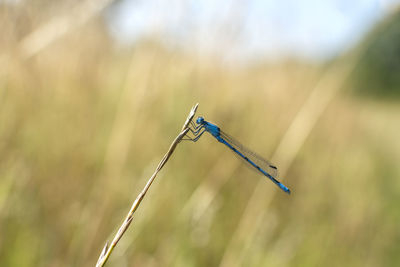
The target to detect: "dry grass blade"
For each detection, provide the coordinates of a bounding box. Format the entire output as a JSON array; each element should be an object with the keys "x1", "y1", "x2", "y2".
[
  {"x1": 182, "y1": 103, "x2": 199, "y2": 131},
  {"x1": 95, "y1": 103, "x2": 198, "y2": 267},
  {"x1": 19, "y1": 0, "x2": 116, "y2": 59},
  {"x1": 218, "y1": 54, "x2": 364, "y2": 267}
]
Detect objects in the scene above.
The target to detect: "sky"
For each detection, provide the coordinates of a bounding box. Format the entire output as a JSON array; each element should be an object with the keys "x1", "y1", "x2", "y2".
[{"x1": 106, "y1": 0, "x2": 400, "y2": 61}]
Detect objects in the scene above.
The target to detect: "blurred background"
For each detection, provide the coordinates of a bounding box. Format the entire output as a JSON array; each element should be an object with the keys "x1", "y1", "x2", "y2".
[{"x1": 1, "y1": 0, "x2": 400, "y2": 266}]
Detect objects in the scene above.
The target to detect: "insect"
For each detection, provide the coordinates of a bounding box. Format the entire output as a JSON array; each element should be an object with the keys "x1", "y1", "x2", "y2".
[{"x1": 184, "y1": 116, "x2": 291, "y2": 194}]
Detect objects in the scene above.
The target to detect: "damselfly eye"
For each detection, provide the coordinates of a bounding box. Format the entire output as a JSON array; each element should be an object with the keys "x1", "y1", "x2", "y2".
[{"x1": 196, "y1": 117, "x2": 204, "y2": 124}]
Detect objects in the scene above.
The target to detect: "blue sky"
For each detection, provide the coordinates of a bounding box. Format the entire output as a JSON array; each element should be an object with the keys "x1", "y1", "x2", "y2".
[{"x1": 106, "y1": 0, "x2": 400, "y2": 61}]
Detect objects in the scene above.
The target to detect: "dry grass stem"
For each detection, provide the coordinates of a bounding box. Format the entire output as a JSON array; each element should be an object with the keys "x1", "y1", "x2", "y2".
[
  {"x1": 80, "y1": 50, "x2": 158, "y2": 261},
  {"x1": 95, "y1": 103, "x2": 198, "y2": 267}
]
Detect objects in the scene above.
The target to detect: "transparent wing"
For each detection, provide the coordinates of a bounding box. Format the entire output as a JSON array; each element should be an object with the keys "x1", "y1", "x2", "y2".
[{"x1": 220, "y1": 130, "x2": 278, "y2": 178}]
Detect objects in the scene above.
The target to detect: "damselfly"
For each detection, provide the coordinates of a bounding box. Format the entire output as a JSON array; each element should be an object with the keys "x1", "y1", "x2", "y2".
[{"x1": 185, "y1": 116, "x2": 291, "y2": 194}]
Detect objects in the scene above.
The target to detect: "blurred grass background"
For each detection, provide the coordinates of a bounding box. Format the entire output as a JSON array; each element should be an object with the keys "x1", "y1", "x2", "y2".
[{"x1": 1, "y1": 1, "x2": 400, "y2": 266}]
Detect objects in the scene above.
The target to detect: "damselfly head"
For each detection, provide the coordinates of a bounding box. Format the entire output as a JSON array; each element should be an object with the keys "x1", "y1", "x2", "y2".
[{"x1": 196, "y1": 116, "x2": 204, "y2": 124}]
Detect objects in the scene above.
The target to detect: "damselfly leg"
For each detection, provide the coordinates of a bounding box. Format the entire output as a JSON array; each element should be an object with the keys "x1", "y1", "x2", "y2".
[{"x1": 182, "y1": 120, "x2": 206, "y2": 142}]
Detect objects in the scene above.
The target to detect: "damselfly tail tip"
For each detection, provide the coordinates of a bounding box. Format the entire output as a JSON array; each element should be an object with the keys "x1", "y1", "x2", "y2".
[{"x1": 279, "y1": 184, "x2": 291, "y2": 194}]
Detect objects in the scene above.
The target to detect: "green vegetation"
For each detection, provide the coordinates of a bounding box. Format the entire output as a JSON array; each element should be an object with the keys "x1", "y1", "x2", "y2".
[{"x1": 353, "y1": 9, "x2": 400, "y2": 98}]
